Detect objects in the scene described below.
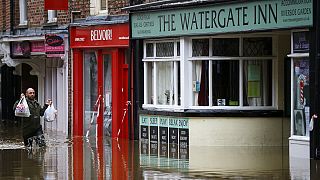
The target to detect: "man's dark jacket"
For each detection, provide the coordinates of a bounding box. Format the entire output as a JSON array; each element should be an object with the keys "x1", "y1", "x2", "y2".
[{"x1": 13, "y1": 98, "x2": 48, "y2": 137}]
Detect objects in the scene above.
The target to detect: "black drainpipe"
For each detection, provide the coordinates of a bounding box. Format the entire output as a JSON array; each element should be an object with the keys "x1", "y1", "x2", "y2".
[{"x1": 10, "y1": 0, "x2": 15, "y2": 35}]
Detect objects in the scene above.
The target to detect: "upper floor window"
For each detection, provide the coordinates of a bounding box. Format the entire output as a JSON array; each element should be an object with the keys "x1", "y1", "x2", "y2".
[
  {"x1": 19, "y1": 0, "x2": 27, "y2": 25},
  {"x1": 47, "y1": 10, "x2": 57, "y2": 23},
  {"x1": 90, "y1": 0, "x2": 108, "y2": 15}
]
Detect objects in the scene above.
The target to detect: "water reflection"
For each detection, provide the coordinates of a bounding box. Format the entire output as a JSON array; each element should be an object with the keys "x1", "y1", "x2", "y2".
[{"x1": 0, "y1": 122, "x2": 317, "y2": 179}]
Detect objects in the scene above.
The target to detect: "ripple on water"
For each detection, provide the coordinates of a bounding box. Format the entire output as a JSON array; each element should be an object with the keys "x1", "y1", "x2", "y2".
[{"x1": 0, "y1": 140, "x2": 25, "y2": 149}]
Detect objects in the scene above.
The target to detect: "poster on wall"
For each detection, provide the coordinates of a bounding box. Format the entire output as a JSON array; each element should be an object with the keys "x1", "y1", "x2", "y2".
[
  {"x1": 45, "y1": 34, "x2": 65, "y2": 58},
  {"x1": 150, "y1": 116, "x2": 159, "y2": 156},
  {"x1": 140, "y1": 116, "x2": 149, "y2": 155},
  {"x1": 159, "y1": 117, "x2": 169, "y2": 158}
]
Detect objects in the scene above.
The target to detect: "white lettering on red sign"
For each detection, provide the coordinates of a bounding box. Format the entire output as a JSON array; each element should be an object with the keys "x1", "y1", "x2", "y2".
[
  {"x1": 75, "y1": 37, "x2": 85, "y2": 42},
  {"x1": 91, "y1": 29, "x2": 112, "y2": 41}
]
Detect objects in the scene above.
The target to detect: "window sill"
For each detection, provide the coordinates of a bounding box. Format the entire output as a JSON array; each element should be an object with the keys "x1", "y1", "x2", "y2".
[
  {"x1": 17, "y1": 24, "x2": 28, "y2": 29},
  {"x1": 140, "y1": 107, "x2": 283, "y2": 117},
  {"x1": 43, "y1": 21, "x2": 58, "y2": 27},
  {"x1": 289, "y1": 136, "x2": 310, "y2": 142}
]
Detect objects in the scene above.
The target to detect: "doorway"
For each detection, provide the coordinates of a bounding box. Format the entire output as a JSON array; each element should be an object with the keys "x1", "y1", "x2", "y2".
[{"x1": 82, "y1": 49, "x2": 128, "y2": 138}]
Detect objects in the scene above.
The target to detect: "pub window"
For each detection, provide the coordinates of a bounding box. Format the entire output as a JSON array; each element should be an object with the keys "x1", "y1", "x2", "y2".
[
  {"x1": 191, "y1": 37, "x2": 274, "y2": 108},
  {"x1": 143, "y1": 40, "x2": 180, "y2": 107}
]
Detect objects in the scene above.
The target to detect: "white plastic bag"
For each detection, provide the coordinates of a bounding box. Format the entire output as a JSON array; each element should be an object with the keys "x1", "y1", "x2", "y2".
[
  {"x1": 44, "y1": 103, "x2": 57, "y2": 122},
  {"x1": 15, "y1": 97, "x2": 31, "y2": 117}
]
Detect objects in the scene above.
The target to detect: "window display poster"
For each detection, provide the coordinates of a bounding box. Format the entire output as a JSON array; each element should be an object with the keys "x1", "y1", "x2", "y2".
[
  {"x1": 248, "y1": 64, "x2": 261, "y2": 97},
  {"x1": 294, "y1": 109, "x2": 306, "y2": 136}
]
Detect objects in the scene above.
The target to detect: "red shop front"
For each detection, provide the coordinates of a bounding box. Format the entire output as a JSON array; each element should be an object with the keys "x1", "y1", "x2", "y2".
[{"x1": 70, "y1": 23, "x2": 129, "y2": 139}]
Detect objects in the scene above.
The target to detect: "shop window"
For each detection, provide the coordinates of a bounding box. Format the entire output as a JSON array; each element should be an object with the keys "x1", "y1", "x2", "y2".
[
  {"x1": 191, "y1": 37, "x2": 273, "y2": 107},
  {"x1": 19, "y1": 0, "x2": 27, "y2": 25},
  {"x1": 143, "y1": 40, "x2": 180, "y2": 107},
  {"x1": 293, "y1": 58, "x2": 309, "y2": 136}
]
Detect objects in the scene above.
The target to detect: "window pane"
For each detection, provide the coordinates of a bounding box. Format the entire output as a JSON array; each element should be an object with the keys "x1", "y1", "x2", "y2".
[
  {"x1": 243, "y1": 60, "x2": 272, "y2": 106},
  {"x1": 192, "y1": 61, "x2": 209, "y2": 106},
  {"x1": 177, "y1": 42, "x2": 180, "y2": 56},
  {"x1": 293, "y1": 58, "x2": 309, "y2": 136},
  {"x1": 212, "y1": 38, "x2": 239, "y2": 56},
  {"x1": 146, "y1": 43, "x2": 154, "y2": 57},
  {"x1": 212, "y1": 61, "x2": 239, "y2": 106},
  {"x1": 156, "y1": 62, "x2": 174, "y2": 105},
  {"x1": 146, "y1": 62, "x2": 154, "y2": 104},
  {"x1": 192, "y1": 39, "x2": 209, "y2": 57},
  {"x1": 83, "y1": 52, "x2": 98, "y2": 135},
  {"x1": 101, "y1": 0, "x2": 107, "y2": 10},
  {"x1": 156, "y1": 42, "x2": 174, "y2": 57},
  {"x1": 243, "y1": 37, "x2": 272, "y2": 56}
]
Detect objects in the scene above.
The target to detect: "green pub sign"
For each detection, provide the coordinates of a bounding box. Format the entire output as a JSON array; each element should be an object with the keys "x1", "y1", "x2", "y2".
[{"x1": 131, "y1": 0, "x2": 313, "y2": 38}]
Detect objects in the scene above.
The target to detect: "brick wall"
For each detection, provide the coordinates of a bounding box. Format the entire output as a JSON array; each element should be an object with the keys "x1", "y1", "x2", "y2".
[
  {"x1": 108, "y1": 0, "x2": 129, "y2": 15},
  {"x1": 5, "y1": 0, "x2": 10, "y2": 32},
  {"x1": 0, "y1": 0, "x2": 4, "y2": 31},
  {"x1": 27, "y1": 0, "x2": 45, "y2": 27}
]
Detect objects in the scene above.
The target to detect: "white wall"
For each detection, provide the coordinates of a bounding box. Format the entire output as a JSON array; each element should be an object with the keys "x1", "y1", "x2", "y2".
[{"x1": 190, "y1": 117, "x2": 290, "y2": 146}]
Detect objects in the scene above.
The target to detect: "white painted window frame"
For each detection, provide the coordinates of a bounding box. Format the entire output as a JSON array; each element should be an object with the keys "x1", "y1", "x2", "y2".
[
  {"x1": 142, "y1": 39, "x2": 181, "y2": 110},
  {"x1": 142, "y1": 35, "x2": 278, "y2": 111},
  {"x1": 19, "y1": 0, "x2": 27, "y2": 25},
  {"x1": 47, "y1": 10, "x2": 57, "y2": 23}
]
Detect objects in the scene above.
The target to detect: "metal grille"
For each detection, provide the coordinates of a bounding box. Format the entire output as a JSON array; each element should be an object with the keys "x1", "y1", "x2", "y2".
[
  {"x1": 212, "y1": 38, "x2": 239, "y2": 56},
  {"x1": 243, "y1": 37, "x2": 272, "y2": 56},
  {"x1": 156, "y1": 42, "x2": 174, "y2": 57},
  {"x1": 192, "y1": 39, "x2": 209, "y2": 57}
]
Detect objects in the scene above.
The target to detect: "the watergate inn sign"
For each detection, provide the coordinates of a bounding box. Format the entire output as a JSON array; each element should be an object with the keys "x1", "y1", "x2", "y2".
[{"x1": 131, "y1": 0, "x2": 313, "y2": 38}]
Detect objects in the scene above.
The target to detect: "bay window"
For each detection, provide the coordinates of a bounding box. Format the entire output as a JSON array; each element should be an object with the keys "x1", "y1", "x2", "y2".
[{"x1": 143, "y1": 36, "x2": 275, "y2": 110}]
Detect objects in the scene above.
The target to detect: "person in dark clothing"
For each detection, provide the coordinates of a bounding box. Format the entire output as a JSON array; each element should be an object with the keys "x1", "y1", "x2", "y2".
[{"x1": 13, "y1": 88, "x2": 52, "y2": 148}]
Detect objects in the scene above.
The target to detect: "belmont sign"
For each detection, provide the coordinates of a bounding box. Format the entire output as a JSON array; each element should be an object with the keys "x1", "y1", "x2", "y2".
[
  {"x1": 91, "y1": 29, "x2": 112, "y2": 41},
  {"x1": 131, "y1": 0, "x2": 313, "y2": 38},
  {"x1": 70, "y1": 23, "x2": 129, "y2": 48}
]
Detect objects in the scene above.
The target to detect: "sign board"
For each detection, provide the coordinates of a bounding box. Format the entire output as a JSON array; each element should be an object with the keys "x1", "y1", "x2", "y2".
[
  {"x1": 293, "y1": 31, "x2": 310, "y2": 53},
  {"x1": 131, "y1": 0, "x2": 313, "y2": 38},
  {"x1": 70, "y1": 23, "x2": 129, "y2": 48},
  {"x1": 45, "y1": 34, "x2": 65, "y2": 58},
  {"x1": 11, "y1": 41, "x2": 45, "y2": 58},
  {"x1": 44, "y1": 0, "x2": 68, "y2": 10}
]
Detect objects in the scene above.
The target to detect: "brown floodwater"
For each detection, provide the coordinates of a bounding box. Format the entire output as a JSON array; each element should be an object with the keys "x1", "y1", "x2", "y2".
[{"x1": 0, "y1": 121, "x2": 318, "y2": 179}]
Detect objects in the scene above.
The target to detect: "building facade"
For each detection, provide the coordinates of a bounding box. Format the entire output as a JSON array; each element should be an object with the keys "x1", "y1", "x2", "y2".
[
  {"x1": 0, "y1": 0, "x2": 75, "y2": 136},
  {"x1": 127, "y1": 0, "x2": 316, "y2": 163}
]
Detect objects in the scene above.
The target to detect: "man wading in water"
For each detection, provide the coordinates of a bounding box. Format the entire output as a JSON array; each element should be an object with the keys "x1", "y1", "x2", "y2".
[{"x1": 13, "y1": 88, "x2": 52, "y2": 148}]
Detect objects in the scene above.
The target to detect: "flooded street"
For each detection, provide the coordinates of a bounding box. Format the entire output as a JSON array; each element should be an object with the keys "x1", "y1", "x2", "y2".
[{"x1": 0, "y1": 121, "x2": 316, "y2": 179}]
